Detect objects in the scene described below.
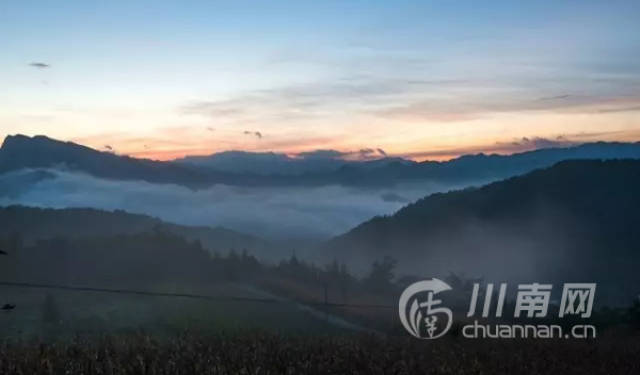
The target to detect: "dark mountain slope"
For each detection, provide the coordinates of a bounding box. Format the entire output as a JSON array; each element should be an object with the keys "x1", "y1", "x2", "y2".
[
  {"x1": 323, "y1": 160, "x2": 640, "y2": 303},
  {"x1": 0, "y1": 205, "x2": 273, "y2": 258}
]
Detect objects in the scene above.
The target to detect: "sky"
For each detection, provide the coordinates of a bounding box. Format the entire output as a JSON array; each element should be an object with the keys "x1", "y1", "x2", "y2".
[{"x1": 1, "y1": 0, "x2": 639, "y2": 161}]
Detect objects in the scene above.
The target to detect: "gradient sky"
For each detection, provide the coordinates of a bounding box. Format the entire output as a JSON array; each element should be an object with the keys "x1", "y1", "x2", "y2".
[{"x1": 1, "y1": 0, "x2": 639, "y2": 160}]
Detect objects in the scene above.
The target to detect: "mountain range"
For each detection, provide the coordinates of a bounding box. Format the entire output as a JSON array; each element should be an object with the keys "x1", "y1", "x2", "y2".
[
  {"x1": 1, "y1": 133, "x2": 640, "y2": 303},
  {"x1": 2, "y1": 134, "x2": 640, "y2": 188}
]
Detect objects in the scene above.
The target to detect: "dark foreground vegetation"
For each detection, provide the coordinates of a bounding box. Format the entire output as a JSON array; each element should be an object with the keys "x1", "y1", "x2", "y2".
[{"x1": 0, "y1": 332, "x2": 638, "y2": 375}]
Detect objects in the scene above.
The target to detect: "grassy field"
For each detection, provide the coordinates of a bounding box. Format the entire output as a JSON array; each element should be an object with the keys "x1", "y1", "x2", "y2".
[
  {"x1": 0, "y1": 284, "x2": 353, "y2": 340},
  {"x1": 0, "y1": 332, "x2": 638, "y2": 374}
]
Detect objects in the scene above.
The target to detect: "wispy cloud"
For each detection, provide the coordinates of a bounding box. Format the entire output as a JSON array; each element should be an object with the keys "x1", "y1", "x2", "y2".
[
  {"x1": 537, "y1": 94, "x2": 571, "y2": 101},
  {"x1": 244, "y1": 130, "x2": 263, "y2": 139},
  {"x1": 28, "y1": 62, "x2": 50, "y2": 69},
  {"x1": 178, "y1": 77, "x2": 470, "y2": 125},
  {"x1": 181, "y1": 74, "x2": 640, "y2": 128},
  {"x1": 594, "y1": 105, "x2": 640, "y2": 114},
  {"x1": 376, "y1": 93, "x2": 640, "y2": 123},
  {"x1": 497, "y1": 136, "x2": 577, "y2": 150}
]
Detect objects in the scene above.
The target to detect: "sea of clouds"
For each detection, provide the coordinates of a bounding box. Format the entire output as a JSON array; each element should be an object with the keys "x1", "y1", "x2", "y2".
[{"x1": 0, "y1": 168, "x2": 483, "y2": 240}]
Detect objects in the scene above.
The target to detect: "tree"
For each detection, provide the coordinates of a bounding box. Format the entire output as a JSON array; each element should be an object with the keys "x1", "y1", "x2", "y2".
[
  {"x1": 364, "y1": 256, "x2": 397, "y2": 293},
  {"x1": 325, "y1": 259, "x2": 340, "y2": 275},
  {"x1": 339, "y1": 263, "x2": 351, "y2": 302}
]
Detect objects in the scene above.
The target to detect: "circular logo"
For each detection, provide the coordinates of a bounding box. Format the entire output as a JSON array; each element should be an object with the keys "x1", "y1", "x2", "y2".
[{"x1": 398, "y1": 278, "x2": 453, "y2": 339}]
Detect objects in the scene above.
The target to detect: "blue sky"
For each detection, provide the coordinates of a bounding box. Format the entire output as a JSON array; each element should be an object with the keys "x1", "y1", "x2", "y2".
[{"x1": 1, "y1": 0, "x2": 639, "y2": 160}]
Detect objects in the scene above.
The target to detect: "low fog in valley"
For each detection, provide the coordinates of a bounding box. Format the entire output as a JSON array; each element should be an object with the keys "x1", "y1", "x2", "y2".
[{"x1": 0, "y1": 167, "x2": 485, "y2": 240}]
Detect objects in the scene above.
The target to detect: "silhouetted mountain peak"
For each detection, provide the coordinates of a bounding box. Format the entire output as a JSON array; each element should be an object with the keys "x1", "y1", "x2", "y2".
[
  {"x1": 2, "y1": 134, "x2": 89, "y2": 151},
  {"x1": 0, "y1": 134, "x2": 215, "y2": 188},
  {"x1": 1, "y1": 134, "x2": 111, "y2": 163}
]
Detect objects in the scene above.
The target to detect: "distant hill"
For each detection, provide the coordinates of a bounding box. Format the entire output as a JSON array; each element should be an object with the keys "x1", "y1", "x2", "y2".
[
  {"x1": 0, "y1": 135, "x2": 250, "y2": 188},
  {"x1": 175, "y1": 150, "x2": 413, "y2": 175},
  {"x1": 176, "y1": 141, "x2": 640, "y2": 184},
  {"x1": 2, "y1": 134, "x2": 640, "y2": 187},
  {"x1": 322, "y1": 160, "x2": 640, "y2": 304},
  {"x1": 0, "y1": 205, "x2": 274, "y2": 259}
]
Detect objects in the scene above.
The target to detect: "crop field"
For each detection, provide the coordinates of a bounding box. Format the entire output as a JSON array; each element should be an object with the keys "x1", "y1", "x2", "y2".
[{"x1": 0, "y1": 332, "x2": 637, "y2": 375}]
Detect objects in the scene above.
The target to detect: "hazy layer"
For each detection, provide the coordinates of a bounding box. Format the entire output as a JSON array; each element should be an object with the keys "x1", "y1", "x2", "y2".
[{"x1": 0, "y1": 168, "x2": 483, "y2": 240}]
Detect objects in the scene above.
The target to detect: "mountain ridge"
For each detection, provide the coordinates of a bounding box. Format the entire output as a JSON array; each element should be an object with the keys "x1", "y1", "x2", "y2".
[
  {"x1": 2, "y1": 134, "x2": 640, "y2": 188},
  {"x1": 0, "y1": 204, "x2": 277, "y2": 260},
  {"x1": 320, "y1": 159, "x2": 640, "y2": 305}
]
